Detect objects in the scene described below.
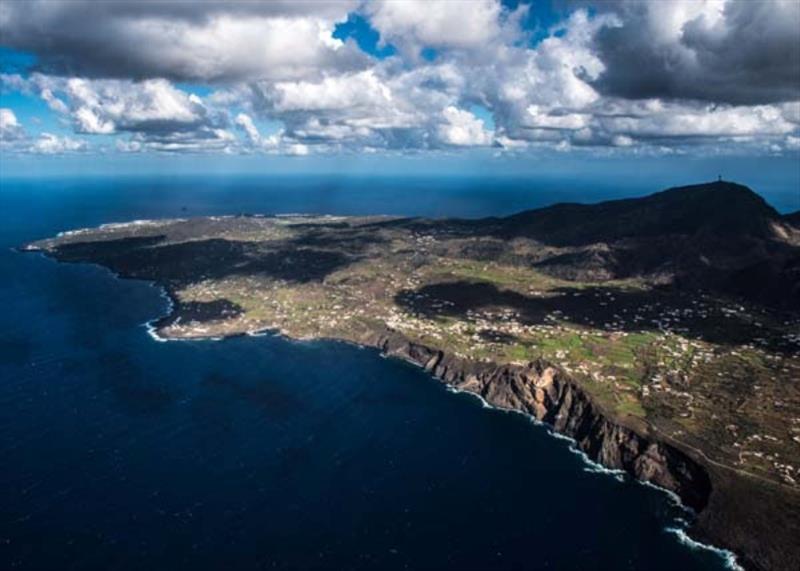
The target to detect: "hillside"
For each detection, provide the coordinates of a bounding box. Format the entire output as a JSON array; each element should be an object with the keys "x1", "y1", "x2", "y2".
[
  {"x1": 480, "y1": 181, "x2": 800, "y2": 308},
  {"x1": 499, "y1": 181, "x2": 783, "y2": 243}
]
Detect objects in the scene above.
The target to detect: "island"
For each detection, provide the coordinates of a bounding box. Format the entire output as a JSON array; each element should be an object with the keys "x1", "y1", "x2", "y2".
[{"x1": 24, "y1": 181, "x2": 800, "y2": 571}]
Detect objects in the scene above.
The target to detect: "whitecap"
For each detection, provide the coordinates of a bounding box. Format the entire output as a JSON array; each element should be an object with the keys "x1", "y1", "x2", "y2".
[
  {"x1": 665, "y1": 527, "x2": 744, "y2": 571},
  {"x1": 246, "y1": 329, "x2": 270, "y2": 338},
  {"x1": 433, "y1": 371, "x2": 743, "y2": 568},
  {"x1": 142, "y1": 284, "x2": 179, "y2": 343},
  {"x1": 638, "y1": 479, "x2": 693, "y2": 514}
]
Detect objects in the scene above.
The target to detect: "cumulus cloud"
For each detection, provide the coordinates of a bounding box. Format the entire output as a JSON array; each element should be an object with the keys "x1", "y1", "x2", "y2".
[
  {"x1": 0, "y1": 0, "x2": 365, "y2": 81},
  {"x1": 63, "y1": 78, "x2": 211, "y2": 134},
  {"x1": 438, "y1": 106, "x2": 493, "y2": 146},
  {"x1": 366, "y1": 0, "x2": 508, "y2": 56},
  {"x1": 233, "y1": 112, "x2": 310, "y2": 155},
  {"x1": 31, "y1": 132, "x2": 88, "y2": 154},
  {"x1": 591, "y1": 0, "x2": 800, "y2": 104},
  {"x1": 594, "y1": 101, "x2": 795, "y2": 140},
  {"x1": 3, "y1": 73, "x2": 237, "y2": 152},
  {"x1": 0, "y1": 107, "x2": 25, "y2": 142},
  {"x1": 270, "y1": 70, "x2": 394, "y2": 113},
  {"x1": 0, "y1": 0, "x2": 797, "y2": 156},
  {"x1": 460, "y1": 9, "x2": 615, "y2": 145},
  {"x1": 0, "y1": 107, "x2": 87, "y2": 153},
  {"x1": 235, "y1": 113, "x2": 262, "y2": 146},
  {"x1": 228, "y1": 67, "x2": 443, "y2": 151}
]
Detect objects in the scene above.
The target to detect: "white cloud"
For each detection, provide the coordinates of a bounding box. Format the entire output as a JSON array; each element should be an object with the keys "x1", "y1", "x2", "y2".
[
  {"x1": 116, "y1": 138, "x2": 142, "y2": 153},
  {"x1": 781, "y1": 102, "x2": 800, "y2": 125},
  {"x1": 591, "y1": 0, "x2": 800, "y2": 104},
  {"x1": 40, "y1": 88, "x2": 69, "y2": 114},
  {"x1": 4, "y1": 74, "x2": 238, "y2": 152},
  {"x1": 63, "y1": 78, "x2": 206, "y2": 133},
  {"x1": 0, "y1": 108, "x2": 25, "y2": 142},
  {"x1": 287, "y1": 143, "x2": 310, "y2": 156},
  {"x1": 234, "y1": 112, "x2": 327, "y2": 156},
  {"x1": 32, "y1": 132, "x2": 88, "y2": 154},
  {"x1": 602, "y1": 103, "x2": 794, "y2": 139},
  {"x1": 526, "y1": 106, "x2": 591, "y2": 131},
  {"x1": 0, "y1": 1, "x2": 364, "y2": 82},
  {"x1": 271, "y1": 70, "x2": 393, "y2": 112},
  {"x1": 0, "y1": 0, "x2": 797, "y2": 157},
  {"x1": 74, "y1": 106, "x2": 115, "y2": 135},
  {"x1": 611, "y1": 135, "x2": 634, "y2": 147},
  {"x1": 231, "y1": 67, "x2": 441, "y2": 150},
  {"x1": 438, "y1": 106, "x2": 492, "y2": 146},
  {"x1": 1, "y1": 109, "x2": 88, "y2": 153},
  {"x1": 235, "y1": 113, "x2": 262, "y2": 146},
  {"x1": 367, "y1": 0, "x2": 507, "y2": 55}
]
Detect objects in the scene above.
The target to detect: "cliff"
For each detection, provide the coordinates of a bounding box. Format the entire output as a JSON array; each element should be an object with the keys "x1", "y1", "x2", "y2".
[{"x1": 352, "y1": 326, "x2": 798, "y2": 571}]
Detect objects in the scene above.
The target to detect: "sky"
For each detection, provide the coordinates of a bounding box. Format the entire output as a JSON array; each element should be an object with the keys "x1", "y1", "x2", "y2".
[{"x1": 0, "y1": 0, "x2": 799, "y2": 184}]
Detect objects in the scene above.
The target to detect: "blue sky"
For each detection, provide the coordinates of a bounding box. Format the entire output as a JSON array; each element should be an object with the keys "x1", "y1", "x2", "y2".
[{"x1": 0, "y1": 0, "x2": 798, "y2": 195}]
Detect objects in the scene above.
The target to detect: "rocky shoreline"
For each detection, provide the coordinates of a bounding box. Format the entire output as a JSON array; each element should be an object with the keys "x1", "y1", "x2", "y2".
[
  {"x1": 335, "y1": 326, "x2": 794, "y2": 571},
  {"x1": 154, "y1": 311, "x2": 746, "y2": 569},
  {"x1": 60, "y1": 261, "x2": 798, "y2": 571},
  {"x1": 363, "y1": 328, "x2": 714, "y2": 508}
]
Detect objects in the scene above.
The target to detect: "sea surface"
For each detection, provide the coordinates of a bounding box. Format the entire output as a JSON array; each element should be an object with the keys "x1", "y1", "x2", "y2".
[{"x1": 3, "y1": 174, "x2": 788, "y2": 571}]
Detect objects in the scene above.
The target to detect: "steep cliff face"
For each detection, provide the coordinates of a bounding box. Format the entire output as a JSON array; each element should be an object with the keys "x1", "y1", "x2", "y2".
[
  {"x1": 365, "y1": 328, "x2": 800, "y2": 569},
  {"x1": 362, "y1": 328, "x2": 712, "y2": 514}
]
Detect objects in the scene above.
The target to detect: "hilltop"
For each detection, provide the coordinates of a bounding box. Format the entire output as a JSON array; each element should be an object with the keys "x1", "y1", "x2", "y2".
[
  {"x1": 499, "y1": 181, "x2": 784, "y2": 242},
  {"x1": 472, "y1": 181, "x2": 799, "y2": 307}
]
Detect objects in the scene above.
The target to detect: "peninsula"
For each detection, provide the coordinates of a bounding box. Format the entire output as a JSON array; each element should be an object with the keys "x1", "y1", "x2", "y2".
[{"x1": 25, "y1": 181, "x2": 800, "y2": 571}]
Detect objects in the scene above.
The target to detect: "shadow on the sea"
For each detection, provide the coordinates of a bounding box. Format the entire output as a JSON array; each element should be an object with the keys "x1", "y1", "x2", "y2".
[
  {"x1": 203, "y1": 372, "x2": 305, "y2": 420},
  {"x1": 96, "y1": 351, "x2": 176, "y2": 414},
  {"x1": 0, "y1": 335, "x2": 34, "y2": 367},
  {"x1": 394, "y1": 280, "x2": 791, "y2": 351}
]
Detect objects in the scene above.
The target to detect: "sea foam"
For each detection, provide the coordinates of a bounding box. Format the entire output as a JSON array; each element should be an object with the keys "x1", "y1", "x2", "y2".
[
  {"x1": 440, "y1": 377, "x2": 741, "y2": 570},
  {"x1": 137, "y1": 296, "x2": 745, "y2": 571},
  {"x1": 665, "y1": 527, "x2": 744, "y2": 571}
]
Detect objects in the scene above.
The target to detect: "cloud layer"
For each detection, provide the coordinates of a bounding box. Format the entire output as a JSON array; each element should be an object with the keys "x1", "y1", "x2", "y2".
[
  {"x1": 1, "y1": 0, "x2": 798, "y2": 155},
  {"x1": 1, "y1": 107, "x2": 87, "y2": 153},
  {"x1": 0, "y1": 1, "x2": 364, "y2": 81}
]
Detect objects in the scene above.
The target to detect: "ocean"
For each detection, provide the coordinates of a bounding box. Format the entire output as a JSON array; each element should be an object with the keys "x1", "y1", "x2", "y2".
[{"x1": 3, "y1": 174, "x2": 782, "y2": 570}]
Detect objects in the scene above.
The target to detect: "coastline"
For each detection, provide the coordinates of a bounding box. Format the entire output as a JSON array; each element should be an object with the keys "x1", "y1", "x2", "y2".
[
  {"x1": 24, "y1": 205, "x2": 800, "y2": 571},
  {"x1": 447, "y1": 386, "x2": 743, "y2": 571},
  {"x1": 137, "y1": 275, "x2": 744, "y2": 571}
]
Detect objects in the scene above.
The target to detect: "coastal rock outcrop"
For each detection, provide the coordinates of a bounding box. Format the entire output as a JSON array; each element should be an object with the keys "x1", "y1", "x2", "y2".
[
  {"x1": 357, "y1": 325, "x2": 800, "y2": 571},
  {"x1": 364, "y1": 328, "x2": 712, "y2": 512}
]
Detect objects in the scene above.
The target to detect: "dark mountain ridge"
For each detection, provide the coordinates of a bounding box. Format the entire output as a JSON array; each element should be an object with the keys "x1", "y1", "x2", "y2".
[
  {"x1": 498, "y1": 181, "x2": 785, "y2": 245},
  {"x1": 784, "y1": 210, "x2": 800, "y2": 227},
  {"x1": 482, "y1": 181, "x2": 800, "y2": 308}
]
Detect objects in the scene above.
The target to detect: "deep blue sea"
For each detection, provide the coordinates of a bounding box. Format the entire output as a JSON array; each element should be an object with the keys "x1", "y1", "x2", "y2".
[{"x1": 4, "y1": 175, "x2": 790, "y2": 571}]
